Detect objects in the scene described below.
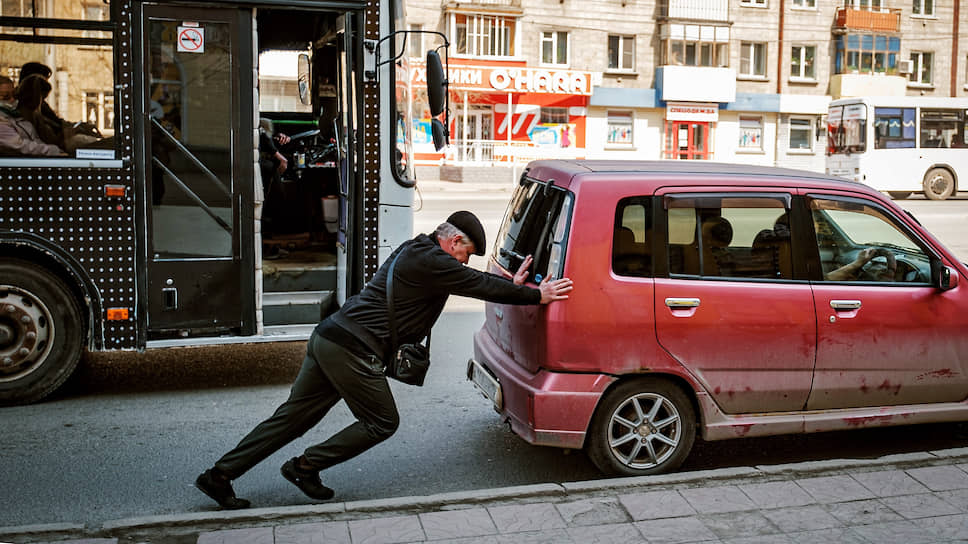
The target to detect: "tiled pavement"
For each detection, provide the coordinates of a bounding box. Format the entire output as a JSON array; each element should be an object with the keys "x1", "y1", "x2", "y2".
[{"x1": 10, "y1": 448, "x2": 968, "y2": 544}]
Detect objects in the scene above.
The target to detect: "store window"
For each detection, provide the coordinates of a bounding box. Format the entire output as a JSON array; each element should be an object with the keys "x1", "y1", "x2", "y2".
[
  {"x1": 791, "y1": 45, "x2": 815, "y2": 79},
  {"x1": 452, "y1": 13, "x2": 516, "y2": 57},
  {"x1": 541, "y1": 31, "x2": 568, "y2": 65},
  {"x1": 608, "y1": 35, "x2": 634, "y2": 71},
  {"x1": 874, "y1": 108, "x2": 915, "y2": 149},
  {"x1": 607, "y1": 111, "x2": 633, "y2": 146},
  {"x1": 909, "y1": 52, "x2": 933, "y2": 85},
  {"x1": 739, "y1": 116, "x2": 763, "y2": 150},
  {"x1": 659, "y1": 23, "x2": 729, "y2": 67},
  {"x1": 0, "y1": 0, "x2": 117, "y2": 159},
  {"x1": 912, "y1": 0, "x2": 934, "y2": 16},
  {"x1": 740, "y1": 42, "x2": 767, "y2": 77},
  {"x1": 789, "y1": 118, "x2": 813, "y2": 150}
]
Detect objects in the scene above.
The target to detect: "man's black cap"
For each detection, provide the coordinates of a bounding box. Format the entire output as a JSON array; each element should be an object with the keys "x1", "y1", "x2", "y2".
[{"x1": 447, "y1": 210, "x2": 486, "y2": 256}]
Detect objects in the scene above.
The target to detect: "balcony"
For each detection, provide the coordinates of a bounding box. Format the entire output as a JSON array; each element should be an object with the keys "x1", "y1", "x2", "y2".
[
  {"x1": 658, "y1": 0, "x2": 729, "y2": 22},
  {"x1": 830, "y1": 73, "x2": 907, "y2": 99},
  {"x1": 834, "y1": 7, "x2": 901, "y2": 32}
]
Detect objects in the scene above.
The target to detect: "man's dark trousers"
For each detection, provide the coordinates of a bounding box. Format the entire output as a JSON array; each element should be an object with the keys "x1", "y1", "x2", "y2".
[{"x1": 214, "y1": 333, "x2": 400, "y2": 479}]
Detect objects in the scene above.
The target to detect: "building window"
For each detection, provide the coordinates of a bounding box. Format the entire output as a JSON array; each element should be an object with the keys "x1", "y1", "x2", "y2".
[
  {"x1": 835, "y1": 34, "x2": 900, "y2": 74},
  {"x1": 453, "y1": 13, "x2": 516, "y2": 57},
  {"x1": 739, "y1": 116, "x2": 763, "y2": 150},
  {"x1": 83, "y1": 2, "x2": 110, "y2": 39},
  {"x1": 659, "y1": 24, "x2": 729, "y2": 67},
  {"x1": 741, "y1": 0, "x2": 767, "y2": 6},
  {"x1": 85, "y1": 91, "x2": 114, "y2": 133},
  {"x1": 740, "y1": 42, "x2": 767, "y2": 76},
  {"x1": 791, "y1": 45, "x2": 815, "y2": 79},
  {"x1": 843, "y1": 0, "x2": 883, "y2": 9},
  {"x1": 909, "y1": 52, "x2": 932, "y2": 85},
  {"x1": 540, "y1": 31, "x2": 568, "y2": 65},
  {"x1": 608, "y1": 35, "x2": 634, "y2": 71},
  {"x1": 912, "y1": 0, "x2": 934, "y2": 16},
  {"x1": 793, "y1": 0, "x2": 816, "y2": 7},
  {"x1": 541, "y1": 107, "x2": 569, "y2": 124},
  {"x1": 789, "y1": 118, "x2": 813, "y2": 150},
  {"x1": 607, "y1": 111, "x2": 633, "y2": 145},
  {"x1": 409, "y1": 24, "x2": 423, "y2": 58}
]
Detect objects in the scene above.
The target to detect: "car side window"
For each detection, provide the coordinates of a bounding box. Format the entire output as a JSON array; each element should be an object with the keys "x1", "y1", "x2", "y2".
[
  {"x1": 809, "y1": 197, "x2": 933, "y2": 284},
  {"x1": 613, "y1": 197, "x2": 653, "y2": 277},
  {"x1": 666, "y1": 194, "x2": 793, "y2": 280}
]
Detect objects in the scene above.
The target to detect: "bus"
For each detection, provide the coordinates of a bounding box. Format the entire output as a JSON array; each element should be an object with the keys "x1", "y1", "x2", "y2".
[
  {"x1": 826, "y1": 96, "x2": 968, "y2": 201},
  {"x1": 0, "y1": 0, "x2": 447, "y2": 405}
]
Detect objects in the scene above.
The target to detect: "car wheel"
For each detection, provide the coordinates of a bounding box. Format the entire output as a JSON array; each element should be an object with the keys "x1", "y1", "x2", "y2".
[
  {"x1": 923, "y1": 168, "x2": 955, "y2": 201},
  {"x1": 586, "y1": 378, "x2": 696, "y2": 476},
  {"x1": 0, "y1": 258, "x2": 84, "y2": 406},
  {"x1": 888, "y1": 191, "x2": 912, "y2": 200}
]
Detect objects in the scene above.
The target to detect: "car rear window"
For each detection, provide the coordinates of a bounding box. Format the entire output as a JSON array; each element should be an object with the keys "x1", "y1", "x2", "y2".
[
  {"x1": 613, "y1": 197, "x2": 654, "y2": 277},
  {"x1": 494, "y1": 177, "x2": 572, "y2": 283}
]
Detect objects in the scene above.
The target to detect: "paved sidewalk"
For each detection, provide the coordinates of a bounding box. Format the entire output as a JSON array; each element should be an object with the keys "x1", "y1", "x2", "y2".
[{"x1": 6, "y1": 447, "x2": 968, "y2": 544}]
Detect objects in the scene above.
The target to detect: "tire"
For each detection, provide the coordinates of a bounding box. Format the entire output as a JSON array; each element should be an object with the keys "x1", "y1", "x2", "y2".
[
  {"x1": 586, "y1": 378, "x2": 696, "y2": 477},
  {"x1": 0, "y1": 258, "x2": 84, "y2": 406},
  {"x1": 888, "y1": 191, "x2": 912, "y2": 200},
  {"x1": 923, "y1": 168, "x2": 955, "y2": 201}
]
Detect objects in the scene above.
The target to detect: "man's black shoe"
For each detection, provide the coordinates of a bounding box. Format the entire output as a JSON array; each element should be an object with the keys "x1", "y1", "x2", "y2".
[
  {"x1": 195, "y1": 469, "x2": 251, "y2": 510},
  {"x1": 281, "y1": 457, "x2": 335, "y2": 500}
]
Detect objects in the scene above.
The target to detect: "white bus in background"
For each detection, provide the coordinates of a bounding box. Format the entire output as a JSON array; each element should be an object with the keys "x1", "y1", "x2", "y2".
[{"x1": 826, "y1": 97, "x2": 968, "y2": 200}]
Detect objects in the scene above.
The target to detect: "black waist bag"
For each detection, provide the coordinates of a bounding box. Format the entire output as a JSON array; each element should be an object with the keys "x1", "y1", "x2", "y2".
[{"x1": 385, "y1": 249, "x2": 431, "y2": 386}]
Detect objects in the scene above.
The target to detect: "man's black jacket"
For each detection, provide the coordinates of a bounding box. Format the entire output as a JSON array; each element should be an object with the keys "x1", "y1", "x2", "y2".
[{"x1": 318, "y1": 233, "x2": 540, "y2": 360}]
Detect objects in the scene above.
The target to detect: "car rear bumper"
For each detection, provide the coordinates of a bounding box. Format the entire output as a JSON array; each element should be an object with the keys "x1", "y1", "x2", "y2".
[{"x1": 470, "y1": 327, "x2": 616, "y2": 450}]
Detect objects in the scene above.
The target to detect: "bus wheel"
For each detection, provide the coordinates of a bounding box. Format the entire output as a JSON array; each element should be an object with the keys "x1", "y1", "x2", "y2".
[
  {"x1": 888, "y1": 191, "x2": 912, "y2": 200},
  {"x1": 586, "y1": 378, "x2": 696, "y2": 477},
  {"x1": 923, "y1": 168, "x2": 955, "y2": 201},
  {"x1": 0, "y1": 259, "x2": 84, "y2": 406}
]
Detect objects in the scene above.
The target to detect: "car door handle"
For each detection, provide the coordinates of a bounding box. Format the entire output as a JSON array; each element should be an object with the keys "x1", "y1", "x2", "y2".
[
  {"x1": 830, "y1": 300, "x2": 862, "y2": 311},
  {"x1": 665, "y1": 298, "x2": 701, "y2": 309}
]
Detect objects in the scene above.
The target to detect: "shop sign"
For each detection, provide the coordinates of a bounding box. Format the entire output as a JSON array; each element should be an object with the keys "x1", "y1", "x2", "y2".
[
  {"x1": 412, "y1": 62, "x2": 592, "y2": 96},
  {"x1": 666, "y1": 102, "x2": 718, "y2": 122}
]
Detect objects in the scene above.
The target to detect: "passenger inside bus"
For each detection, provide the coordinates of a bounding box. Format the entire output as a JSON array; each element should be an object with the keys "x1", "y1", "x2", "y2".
[
  {"x1": 18, "y1": 62, "x2": 111, "y2": 154},
  {"x1": 0, "y1": 74, "x2": 67, "y2": 157}
]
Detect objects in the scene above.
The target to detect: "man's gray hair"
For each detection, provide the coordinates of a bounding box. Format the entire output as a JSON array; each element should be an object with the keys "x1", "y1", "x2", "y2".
[{"x1": 435, "y1": 222, "x2": 467, "y2": 242}]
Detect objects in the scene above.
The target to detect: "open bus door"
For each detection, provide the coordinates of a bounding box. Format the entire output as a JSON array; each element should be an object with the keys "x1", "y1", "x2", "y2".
[{"x1": 140, "y1": 5, "x2": 253, "y2": 338}]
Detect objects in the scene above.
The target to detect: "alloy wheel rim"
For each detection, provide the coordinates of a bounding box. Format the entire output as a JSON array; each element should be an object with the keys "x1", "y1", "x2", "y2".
[
  {"x1": 607, "y1": 392, "x2": 682, "y2": 469},
  {"x1": 0, "y1": 285, "x2": 54, "y2": 382}
]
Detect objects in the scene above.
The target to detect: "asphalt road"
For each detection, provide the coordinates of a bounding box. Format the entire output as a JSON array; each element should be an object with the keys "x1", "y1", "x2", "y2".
[{"x1": 0, "y1": 188, "x2": 965, "y2": 529}]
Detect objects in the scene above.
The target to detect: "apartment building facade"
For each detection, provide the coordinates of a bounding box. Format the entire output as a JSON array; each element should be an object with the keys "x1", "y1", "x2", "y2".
[{"x1": 406, "y1": 0, "x2": 967, "y2": 172}]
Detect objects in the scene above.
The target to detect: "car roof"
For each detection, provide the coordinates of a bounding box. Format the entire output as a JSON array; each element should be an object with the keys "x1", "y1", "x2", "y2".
[{"x1": 523, "y1": 159, "x2": 867, "y2": 193}]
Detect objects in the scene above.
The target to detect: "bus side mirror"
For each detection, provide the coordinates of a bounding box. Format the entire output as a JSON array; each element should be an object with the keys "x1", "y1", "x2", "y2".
[
  {"x1": 426, "y1": 50, "x2": 449, "y2": 152},
  {"x1": 932, "y1": 259, "x2": 959, "y2": 291},
  {"x1": 426, "y1": 50, "x2": 446, "y2": 116},
  {"x1": 297, "y1": 53, "x2": 311, "y2": 106}
]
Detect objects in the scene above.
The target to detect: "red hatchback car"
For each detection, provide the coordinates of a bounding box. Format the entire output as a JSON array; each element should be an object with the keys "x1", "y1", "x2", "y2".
[{"x1": 468, "y1": 160, "x2": 967, "y2": 477}]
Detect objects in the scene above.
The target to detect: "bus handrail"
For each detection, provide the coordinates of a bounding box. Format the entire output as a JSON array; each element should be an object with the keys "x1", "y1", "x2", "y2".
[
  {"x1": 151, "y1": 117, "x2": 231, "y2": 199},
  {"x1": 151, "y1": 157, "x2": 232, "y2": 233}
]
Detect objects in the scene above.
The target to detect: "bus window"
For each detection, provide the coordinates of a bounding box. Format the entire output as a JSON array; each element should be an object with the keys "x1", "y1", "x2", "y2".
[
  {"x1": 828, "y1": 104, "x2": 866, "y2": 154},
  {"x1": 0, "y1": 1, "x2": 118, "y2": 160},
  {"x1": 920, "y1": 109, "x2": 966, "y2": 148},
  {"x1": 874, "y1": 107, "x2": 915, "y2": 149}
]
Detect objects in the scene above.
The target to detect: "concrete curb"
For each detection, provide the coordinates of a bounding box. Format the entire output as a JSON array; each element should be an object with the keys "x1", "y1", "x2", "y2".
[{"x1": 5, "y1": 449, "x2": 968, "y2": 542}]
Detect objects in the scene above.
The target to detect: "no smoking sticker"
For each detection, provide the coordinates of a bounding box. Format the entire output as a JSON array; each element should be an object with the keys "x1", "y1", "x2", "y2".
[{"x1": 176, "y1": 26, "x2": 204, "y2": 53}]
